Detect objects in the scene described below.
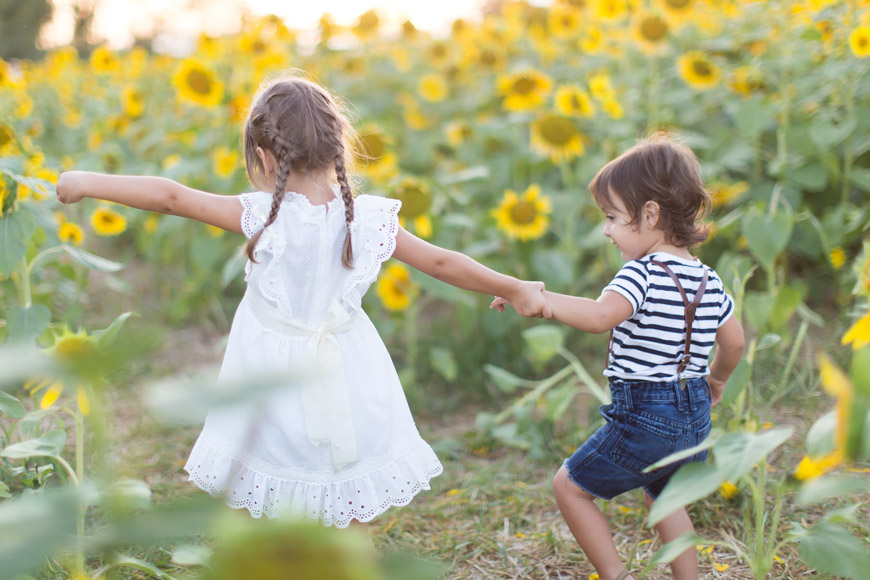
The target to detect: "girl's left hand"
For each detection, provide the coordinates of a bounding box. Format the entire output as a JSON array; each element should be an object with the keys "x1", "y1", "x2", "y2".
[{"x1": 492, "y1": 281, "x2": 552, "y2": 318}]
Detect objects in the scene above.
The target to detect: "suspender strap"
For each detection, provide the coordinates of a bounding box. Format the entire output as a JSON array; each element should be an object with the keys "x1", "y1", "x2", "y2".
[{"x1": 650, "y1": 259, "x2": 708, "y2": 375}]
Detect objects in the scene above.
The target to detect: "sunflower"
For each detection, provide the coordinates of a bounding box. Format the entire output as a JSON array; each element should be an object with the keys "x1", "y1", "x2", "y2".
[
  {"x1": 356, "y1": 127, "x2": 398, "y2": 182},
  {"x1": 0, "y1": 122, "x2": 16, "y2": 155},
  {"x1": 122, "y1": 85, "x2": 145, "y2": 118},
  {"x1": 579, "y1": 26, "x2": 605, "y2": 53},
  {"x1": 842, "y1": 312, "x2": 870, "y2": 350},
  {"x1": 555, "y1": 85, "x2": 596, "y2": 118},
  {"x1": 352, "y1": 9, "x2": 380, "y2": 40},
  {"x1": 601, "y1": 97, "x2": 624, "y2": 119},
  {"x1": 849, "y1": 26, "x2": 870, "y2": 58},
  {"x1": 173, "y1": 58, "x2": 223, "y2": 107},
  {"x1": 531, "y1": 114, "x2": 586, "y2": 163},
  {"x1": 634, "y1": 11, "x2": 670, "y2": 52},
  {"x1": 727, "y1": 65, "x2": 764, "y2": 96},
  {"x1": 709, "y1": 181, "x2": 748, "y2": 207},
  {"x1": 818, "y1": 354, "x2": 856, "y2": 459},
  {"x1": 829, "y1": 247, "x2": 846, "y2": 270},
  {"x1": 677, "y1": 51, "x2": 720, "y2": 90},
  {"x1": 548, "y1": 6, "x2": 582, "y2": 38},
  {"x1": 595, "y1": 0, "x2": 629, "y2": 20},
  {"x1": 492, "y1": 184, "x2": 552, "y2": 241},
  {"x1": 446, "y1": 121, "x2": 474, "y2": 147},
  {"x1": 718, "y1": 481, "x2": 739, "y2": 500},
  {"x1": 27, "y1": 327, "x2": 99, "y2": 415},
  {"x1": 588, "y1": 72, "x2": 615, "y2": 101},
  {"x1": 213, "y1": 146, "x2": 239, "y2": 179},
  {"x1": 658, "y1": 0, "x2": 695, "y2": 15},
  {"x1": 91, "y1": 206, "x2": 127, "y2": 236},
  {"x1": 425, "y1": 42, "x2": 453, "y2": 69},
  {"x1": 393, "y1": 178, "x2": 433, "y2": 238},
  {"x1": 793, "y1": 452, "x2": 843, "y2": 481},
  {"x1": 497, "y1": 70, "x2": 553, "y2": 112},
  {"x1": 59, "y1": 222, "x2": 85, "y2": 246},
  {"x1": 377, "y1": 263, "x2": 419, "y2": 312},
  {"x1": 0, "y1": 58, "x2": 13, "y2": 87},
  {"x1": 418, "y1": 74, "x2": 448, "y2": 102},
  {"x1": 90, "y1": 46, "x2": 120, "y2": 74}
]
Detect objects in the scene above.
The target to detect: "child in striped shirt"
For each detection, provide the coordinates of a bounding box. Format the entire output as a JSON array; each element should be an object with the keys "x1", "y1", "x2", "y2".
[{"x1": 492, "y1": 134, "x2": 745, "y2": 580}]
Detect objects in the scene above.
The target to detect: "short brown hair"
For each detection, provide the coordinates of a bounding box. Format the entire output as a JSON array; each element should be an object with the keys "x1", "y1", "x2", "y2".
[{"x1": 589, "y1": 133, "x2": 711, "y2": 247}]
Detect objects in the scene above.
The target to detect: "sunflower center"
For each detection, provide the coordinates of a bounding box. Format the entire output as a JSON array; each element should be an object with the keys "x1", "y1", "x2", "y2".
[
  {"x1": 0, "y1": 125, "x2": 11, "y2": 147},
  {"x1": 512, "y1": 76, "x2": 539, "y2": 95},
  {"x1": 100, "y1": 213, "x2": 118, "y2": 225},
  {"x1": 665, "y1": 0, "x2": 691, "y2": 9},
  {"x1": 360, "y1": 134, "x2": 385, "y2": 160},
  {"x1": 539, "y1": 116, "x2": 577, "y2": 146},
  {"x1": 397, "y1": 185, "x2": 430, "y2": 217},
  {"x1": 859, "y1": 35, "x2": 869, "y2": 49},
  {"x1": 186, "y1": 69, "x2": 213, "y2": 95},
  {"x1": 640, "y1": 16, "x2": 668, "y2": 42},
  {"x1": 510, "y1": 201, "x2": 538, "y2": 225},
  {"x1": 691, "y1": 59, "x2": 713, "y2": 78},
  {"x1": 480, "y1": 49, "x2": 496, "y2": 67}
]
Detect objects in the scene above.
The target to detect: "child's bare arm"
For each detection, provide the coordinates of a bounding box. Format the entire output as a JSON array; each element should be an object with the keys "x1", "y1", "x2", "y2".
[
  {"x1": 707, "y1": 315, "x2": 745, "y2": 405},
  {"x1": 492, "y1": 289, "x2": 631, "y2": 333},
  {"x1": 392, "y1": 226, "x2": 552, "y2": 318},
  {"x1": 56, "y1": 171, "x2": 244, "y2": 234}
]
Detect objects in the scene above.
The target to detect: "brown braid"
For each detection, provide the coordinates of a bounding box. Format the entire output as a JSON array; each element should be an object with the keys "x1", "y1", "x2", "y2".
[
  {"x1": 245, "y1": 119, "x2": 292, "y2": 263},
  {"x1": 335, "y1": 155, "x2": 355, "y2": 269}
]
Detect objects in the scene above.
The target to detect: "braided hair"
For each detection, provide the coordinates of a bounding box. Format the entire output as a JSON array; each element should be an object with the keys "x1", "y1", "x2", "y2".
[{"x1": 243, "y1": 73, "x2": 358, "y2": 269}]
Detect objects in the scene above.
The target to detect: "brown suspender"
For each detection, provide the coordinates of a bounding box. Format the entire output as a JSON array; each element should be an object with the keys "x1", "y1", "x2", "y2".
[{"x1": 608, "y1": 259, "x2": 709, "y2": 380}]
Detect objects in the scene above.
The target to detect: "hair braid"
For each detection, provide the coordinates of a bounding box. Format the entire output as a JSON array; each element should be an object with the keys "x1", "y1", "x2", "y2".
[
  {"x1": 244, "y1": 122, "x2": 293, "y2": 263},
  {"x1": 335, "y1": 154, "x2": 355, "y2": 269}
]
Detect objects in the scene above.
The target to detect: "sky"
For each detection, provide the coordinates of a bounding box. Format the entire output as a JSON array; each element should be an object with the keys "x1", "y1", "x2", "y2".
[{"x1": 42, "y1": 0, "x2": 485, "y2": 51}]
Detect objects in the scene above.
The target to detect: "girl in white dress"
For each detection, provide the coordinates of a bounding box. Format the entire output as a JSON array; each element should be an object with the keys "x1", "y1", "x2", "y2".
[{"x1": 56, "y1": 74, "x2": 551, "y2": 528}]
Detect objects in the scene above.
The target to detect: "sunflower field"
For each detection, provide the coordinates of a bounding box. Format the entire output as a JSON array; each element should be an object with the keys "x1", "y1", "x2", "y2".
[{"x1": 2, "y1": 0, "x2": 870, "y2": 579}]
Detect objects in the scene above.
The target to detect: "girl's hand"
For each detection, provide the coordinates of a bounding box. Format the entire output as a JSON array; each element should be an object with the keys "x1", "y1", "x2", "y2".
[
  {"x1": 56, "y1": 171, "x2": 88, "y2": 205},
  {"x1": 491, "y1": 281, "x2": 553, "y2": 318}
]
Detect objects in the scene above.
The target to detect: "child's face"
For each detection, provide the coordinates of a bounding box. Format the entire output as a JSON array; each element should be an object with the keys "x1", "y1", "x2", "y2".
[{"x1": 601, "y1": 194, "x2": 664, "y2": 261}]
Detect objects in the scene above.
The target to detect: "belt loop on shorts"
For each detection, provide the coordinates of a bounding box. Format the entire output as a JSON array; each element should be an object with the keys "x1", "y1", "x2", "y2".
[
  {"x1": 686, "y1": 379, "x2": 697, "y2": 412},
  {"x1": 673, "y1": 380, "x2": 684, "y2": 411}
]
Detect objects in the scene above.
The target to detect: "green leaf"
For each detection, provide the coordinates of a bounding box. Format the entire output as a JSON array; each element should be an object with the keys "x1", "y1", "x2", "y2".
[
  {"x1": 797, "y1": 475, "x2": 870, "y2": 505},
  {"x1": 0, "y1": 391, "x2": 25, "y2": 418},
  {"x1": 743, "y1": 291, "x2": 776, "y2": 334},
  {"x1": 0, "y1": 345, "x2": 58, "y2": 387},
  {"x1": 0, "y1": 481, "x2": 9, "y2": 499},
  {"x1": 0, "y1": 211, "x2": 35, "y2": 277},
  {"x1": 648, "y1": 532, "x2": 704, "y2": 566},
  {"x1": 849, "y1": 168, "x2": 870, "y2": 193},
  {"x1": 647, "y1": 462, "x2": 724, "y2": 527},
  {"x1": 93, "y1": 311, "x2": 136, "y2": 349},
  {"x1": 768, "y1": 284, "x2": 804, "y2": 331},
  {"x1": 1, "y1": 430, "x2": 66, "y2": 460},
  {"x1": 786, "y1": 162, "x2": 828, "y2": 192},
  {"x1": 61, "y1": 245, "x2": 124, "y2": 272},
  {"x1": 101, "y1": 479, "x2": 152, "y2": 512},
  {"x1": 491, "y1": 422, "x2": 529, "y2": 449},
  {"x1": 110, "y1": 554, "x2": 179, "y2": 580},
  {"x1": 171, "y1": 544, "x2": 212, "y2": 567},
  {"x1": 429, "y1": 347, "x2": 458, "y2": 382},
  {"x1": 522, "y1": 325, "x2": 565, "y2": 365},
  {"x1": 734, "y1": 98, "x2": 775, "y2": 140},
  {"x1": 798, "y1": 523, "x2": 870, "y2": 579},
  {"x1": 221, "y1": 252, "x2": 246, "y2": 288},
  {"x1": 713, "y1": 428, "x2": 793, "y2": 476},
  {"x1": 6, "y1": 304, "x2": 51, "y2": 344},
  {"x1": 483, "y1": 364, "x2": 533, "y2": 393},
  {"x1": 721, "y1": 358, "x2": 751, "y2": 407},
  {"x1": 806, "y1": 411, "x2": 836, "y2": 458},
  {"x1": 644, "y1": 431, "x2": 720, "y2": 472},
  {"x1": 809, "y1": 119, "x2": 855, "y2": 149},
  {"x1": 544, "y1": 384, "x2": 576, "y2": 422},
  {"x1": 741, "y1": 208, "x2": 793, "y2": 272}
]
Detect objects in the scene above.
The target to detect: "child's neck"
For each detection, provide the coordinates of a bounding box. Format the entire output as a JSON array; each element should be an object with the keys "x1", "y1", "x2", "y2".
[
  {"x1": 285, "y1": 171, "x2": 337, "y2": 207},
  {"x1": 645, "y1": 241, "x2": 694, "y2": 261}
]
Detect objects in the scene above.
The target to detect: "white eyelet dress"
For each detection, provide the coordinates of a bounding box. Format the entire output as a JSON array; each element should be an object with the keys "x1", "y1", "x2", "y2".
[{"x1": 183, "y1": 190, "x2": 443, "y2": 527}]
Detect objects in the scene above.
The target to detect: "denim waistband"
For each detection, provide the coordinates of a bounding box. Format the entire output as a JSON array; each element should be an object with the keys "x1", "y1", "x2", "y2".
[{"x1": 608, "y1": 377, "x2": 709, "y2": 412}]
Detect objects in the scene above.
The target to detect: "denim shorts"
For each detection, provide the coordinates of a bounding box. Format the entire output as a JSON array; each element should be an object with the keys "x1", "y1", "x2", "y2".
[{"x1": 564, "y1": 377, "x2": 712, "y2": 500}]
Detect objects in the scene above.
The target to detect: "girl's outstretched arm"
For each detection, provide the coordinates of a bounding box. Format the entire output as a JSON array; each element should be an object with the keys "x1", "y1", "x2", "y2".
[
  {"x1": 392, "y1": 226, "x2": 552, "y2": 318},
  {"x1": 56, "y1": 171, "x2": 244, "y2": 234},
  {"x1": 492, "y1": 289, "x2": 632, "y2": 333}
]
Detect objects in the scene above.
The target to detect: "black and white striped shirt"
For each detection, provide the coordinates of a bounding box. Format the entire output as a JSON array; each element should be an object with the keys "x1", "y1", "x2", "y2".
[{"x1": 602, "y1": 252, "x2": 735, "y2": 381}]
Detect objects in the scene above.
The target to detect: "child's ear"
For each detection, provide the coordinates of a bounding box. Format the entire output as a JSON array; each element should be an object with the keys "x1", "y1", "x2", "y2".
[
  {"x1": 642, "y1": 201, "x2": 661, "y2": 228},
  {"x1": 256, "y1": 146, "x2": 277, "y2": 178}
]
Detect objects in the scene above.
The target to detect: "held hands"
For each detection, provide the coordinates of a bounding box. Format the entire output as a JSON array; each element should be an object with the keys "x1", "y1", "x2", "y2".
[
  {"x1": 56, "y1": 171, "x2": 88, "y2": 205},
  {"x1": 490, "y1": 281, "x2": 553, "y2": 319}
]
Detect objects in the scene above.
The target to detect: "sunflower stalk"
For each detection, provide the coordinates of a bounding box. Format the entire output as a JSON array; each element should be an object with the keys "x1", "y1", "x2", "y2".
[{"x1": 15, "y1": 256, "x2": 31, "y2": 307}]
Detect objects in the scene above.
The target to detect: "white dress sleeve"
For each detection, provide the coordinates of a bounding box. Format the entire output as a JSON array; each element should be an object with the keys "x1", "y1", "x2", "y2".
[
  {"x1": 238, "y1": 191, "x2": 287, "y2": 285},
  {"x1": 340, "y1": 194, "x2": 402, "y2": 311}
]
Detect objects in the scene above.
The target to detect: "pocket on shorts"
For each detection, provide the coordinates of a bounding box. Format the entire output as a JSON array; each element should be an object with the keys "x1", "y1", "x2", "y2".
[{"x1": 609, "y1": 412, "x2": 681, "y2": 475}]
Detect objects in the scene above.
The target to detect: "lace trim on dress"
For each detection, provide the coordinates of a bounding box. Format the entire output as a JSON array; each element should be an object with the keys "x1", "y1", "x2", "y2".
[
  {"x1": 184, "y1": 433, "x2": 443, "y2": 527},
  {"x1": 340, "y1": 196, "x2": 401, "y2": 312},
  {"x1": 239, "y1": 192, "x2": 293, "y2": 316}
]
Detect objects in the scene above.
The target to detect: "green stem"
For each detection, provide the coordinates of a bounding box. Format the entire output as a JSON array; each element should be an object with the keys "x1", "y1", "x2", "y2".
[
  {"x1": 753, "y1": 462, "x2": 767, "y2": 578},
  {"x1": 771, "y1": 319, "x2": 808, "y2": 403},
  {"x1": 404, "y1": 299, "x2": 419, "y2": 395},
  {"x1": 558, "y1": 346, "x2": 609, "y2": 404},
  {"x1": 764, "y1": 478, "x2": 787, "y2": 564},
  {"x1": 840, "y1": 75, "x2": 858, "y2": 204},
  {"x1": 494, "y1": 364, "x2": 574, "y2": 423},
  {"x1": 15, "y1": 257, "x2": 31, "y2": 307},
  {"x1": 27, "y1": 246, "x2": 64, "y2": 279},
  {"x1": 74, "y1": 409, "x2": 86, "y2": 577}
]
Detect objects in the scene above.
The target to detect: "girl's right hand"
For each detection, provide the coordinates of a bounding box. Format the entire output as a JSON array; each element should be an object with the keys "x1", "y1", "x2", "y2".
[{"x1": 56, "y1": 171, "x2": 88, "y2": 204}]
